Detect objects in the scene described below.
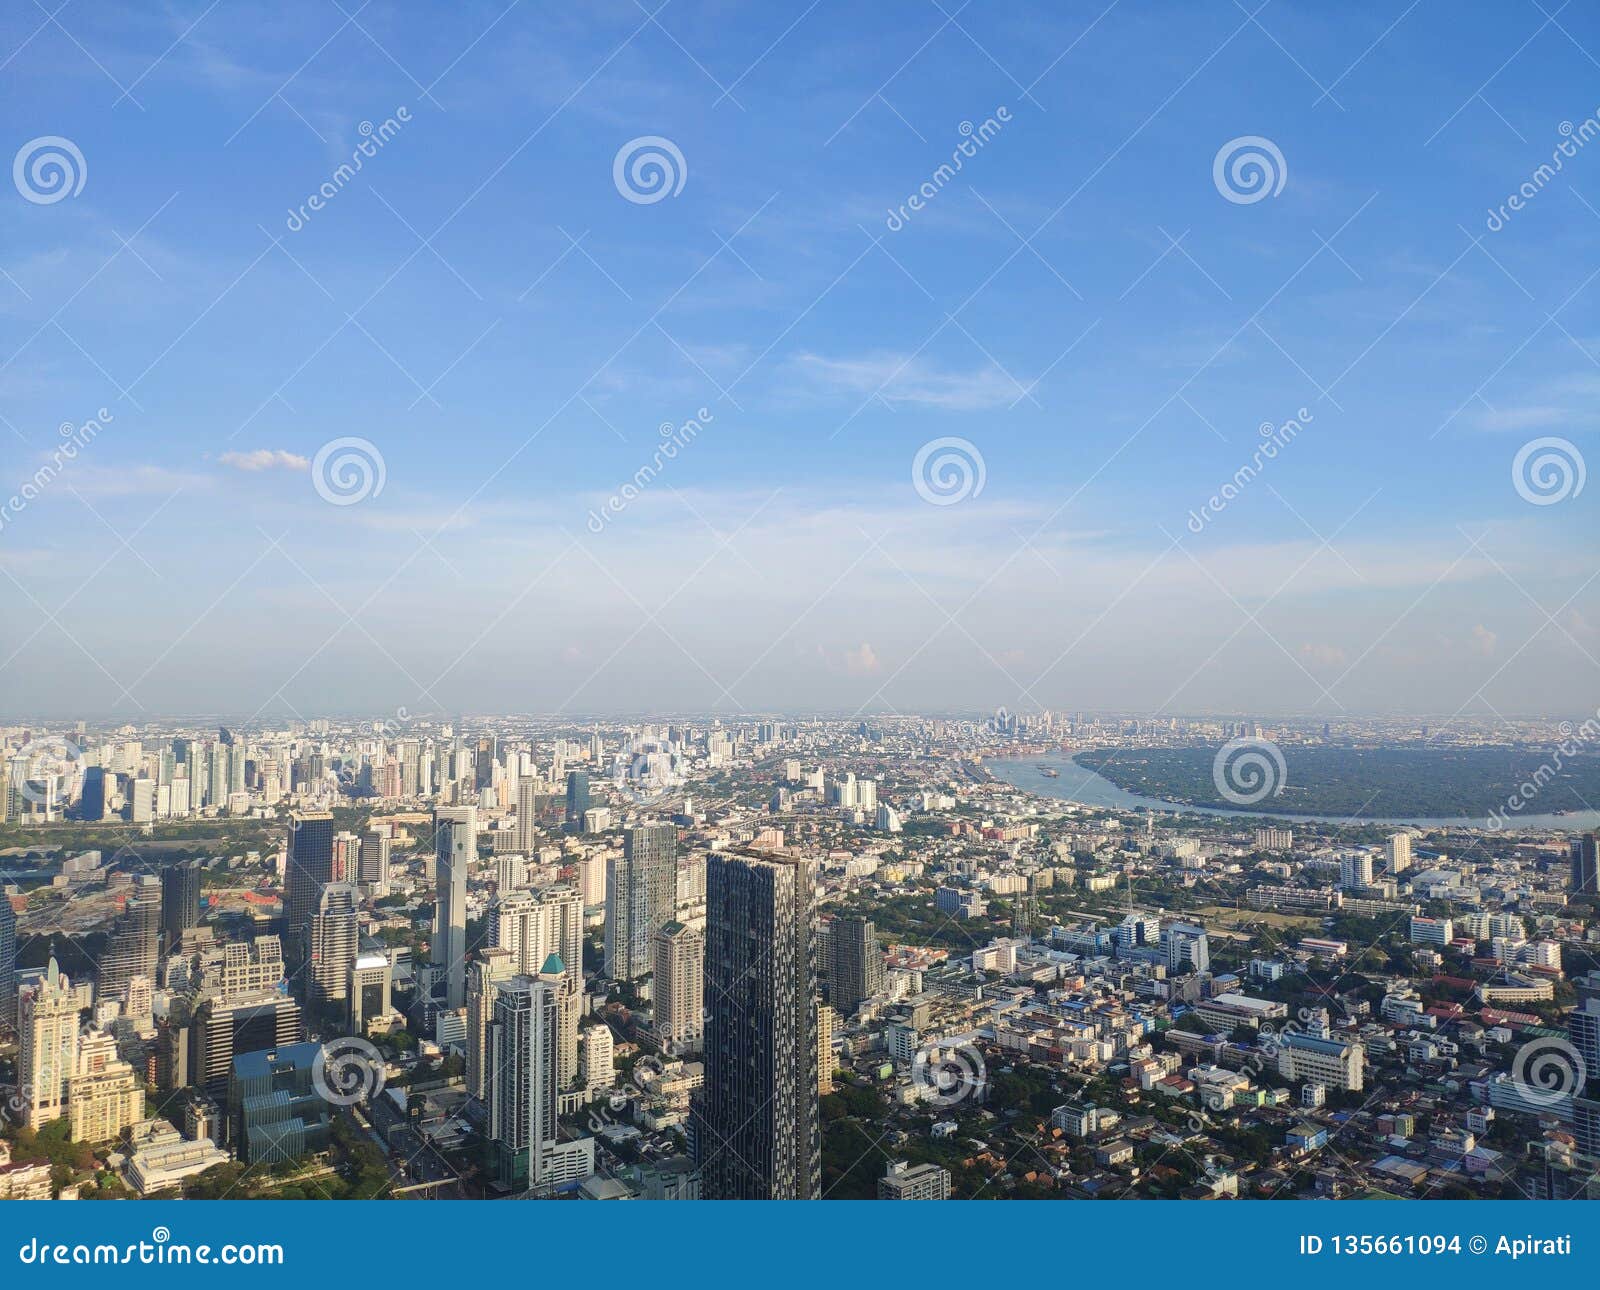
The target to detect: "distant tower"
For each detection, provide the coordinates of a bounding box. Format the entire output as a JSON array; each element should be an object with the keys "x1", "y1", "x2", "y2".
[
  {"x1": 564, "y1": 771, "x2": 590, "y2": 832},
  {"x1": 1572, "y1": 834, "x2": 1598, "y2": 897}
]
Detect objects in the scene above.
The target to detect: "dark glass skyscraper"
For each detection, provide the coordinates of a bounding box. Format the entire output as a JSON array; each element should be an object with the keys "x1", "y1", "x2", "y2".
[
  {"x1": 564, "y1": 770, "x2": 590, "y2": 830},
  {"x1": 285, "y1": 811, "x2": 335, "y2": 980},
  {"x1": 1572, "y1": 834, "x2": 1598, "y2": 897},
  {"x1": 828, "y1": 916, "x2": 884, "y2": 1015},
  {"x1": 696, "y1": 851, "x2": 819, "y2": 1200},
  {"x1": 0, "y1": 895, "x2": 16, "y2": 1034},
  {"x1": 161, "y1": 858, "x2": 203, "y2": 954}
]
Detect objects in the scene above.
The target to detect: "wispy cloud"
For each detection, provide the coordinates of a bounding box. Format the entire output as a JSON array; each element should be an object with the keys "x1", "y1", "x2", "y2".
[
  {"x1": 793, "y1": 351, "x2": 1027, "y2": 410},
  {"x1": 218, "y1": 448, "x2": 309, "y2": 471}
]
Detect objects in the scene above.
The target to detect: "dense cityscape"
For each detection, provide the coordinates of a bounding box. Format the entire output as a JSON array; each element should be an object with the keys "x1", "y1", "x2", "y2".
[{"x1": 1, "y1": 712, "x2": 1597, "y2": 1202}]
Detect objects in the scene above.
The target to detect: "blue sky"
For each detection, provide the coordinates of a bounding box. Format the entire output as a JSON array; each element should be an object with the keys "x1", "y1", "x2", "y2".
[{"x1": 1, "y1": 0, "x2": 1597, "y2": 720}]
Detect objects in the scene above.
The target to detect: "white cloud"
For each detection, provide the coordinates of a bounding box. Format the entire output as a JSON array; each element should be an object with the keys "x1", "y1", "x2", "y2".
[
  {"x1": 218, "y1": 448, "x2": 309, "y2": 472},
  {"x1": 793, "y1": 351, "x2": 1026, "y2": 410}
]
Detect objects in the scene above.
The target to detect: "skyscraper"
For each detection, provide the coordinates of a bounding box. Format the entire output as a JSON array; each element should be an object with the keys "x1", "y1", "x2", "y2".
[
  {"x1": 564, "y1": 770, "x2": 590, "y2": 831},
  {"x1": 308, "y1": 883, "x2": 360, "y2": 1012},
  {"x1": 605, "y1": 824, "x2": 676, "y2": 982},
  {"x1": 190, "y1": 991, "x2": 304, "y2": 1104},
  {"x1": 653, "y1": 920, "x2": 704, "y2": 1054},
  {"x1": 516, "y1": 775, "x2": 540, "y2": 853},
  {"x1": 466, "y1": 947, "x2": 518, "y2": 1100},
  {"x1": 160, "y1": 859, "x2": 202, "y2": 954},
  {"x1": 1573, "y1": 834, "x2": 1599, "y2": 898},
  {"x1": 1387, "y1": 831, "x2": 1413, "y2": 875},
  {"x1": 286, "y1": 811, "x2": 335, "y2": 979},
  {"x1": 828, "y1": 916, "x2": 884, "y2": 1014},
  {"x1": 434, "y1": 805, "x2": 477, "y2": 1010},
  {"x1": 696, "y1": 852, "x2": 820, "y2": 1200},
  {"x1": 487, "y1": 968, "x2": 594, "y2": 1192},
  {"x1": 98, "y1": 884, "x2": 162, "y2": 1006},
  {"x1": 0, "y1": 895, "x2": 16, "y2": 1035},
  {"x1": 19, "y1": 955, "x2": 88, "y2": 1129}
]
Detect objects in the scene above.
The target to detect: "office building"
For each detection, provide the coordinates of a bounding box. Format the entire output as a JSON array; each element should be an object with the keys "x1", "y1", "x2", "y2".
[
  {"x1": 565, "y1": 770, "x2": 590, "y2": 831},
  {"x1": 606, "y1": 824, "x2": 677, "y2": 981},
  {"x1": 349, "y1": 951, "x2": 394, "y2": 1034},
  {"x1": 229, "y1": 1042, "x2": 332, "y2": 1165},
  {"x1": 357, "y1": 829, "x2": 391, "y2": 893},
  {"x1": 434, "y1": 805, "x2": 477, "y2": 1010},
  {"x1": 285, "y1": 811, "x2": 334, "y2": 976},
  {"x1": 1275, "y1": 1030, "x2": 1365, "y2": 1091},
  {"x1": 308, "y1": 883, "x2": 360, "y2": 1012},
  {"x1": 191, "y1": 991, "x2": 303, "y2": 1104},
  {"x1": 1573, "y1": 834, "x2": 1599, "y2": 898},
  {"x1": 160, "y1": 859, "x2": 202, "y2": 954},
  {"x1": 696, "y1": 852, "x2": 820, "y2": 1199},
  {"x1": 97, "y1": 884, "x2": 162, "y2": 1007},
  {"x1": 0, "y1": 896, "x2": 15, "y2": 1034}
]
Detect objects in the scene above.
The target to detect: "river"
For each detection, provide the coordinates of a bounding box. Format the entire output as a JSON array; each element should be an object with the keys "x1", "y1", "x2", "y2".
[{"x1": 983, "y1": 752, "x2": 1600, "y2": 830}]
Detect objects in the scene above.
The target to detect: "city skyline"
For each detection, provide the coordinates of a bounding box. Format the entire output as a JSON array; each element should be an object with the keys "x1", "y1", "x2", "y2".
[{"x1": 1, "y1": 3, "x2": 1596, "y2": 718}]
